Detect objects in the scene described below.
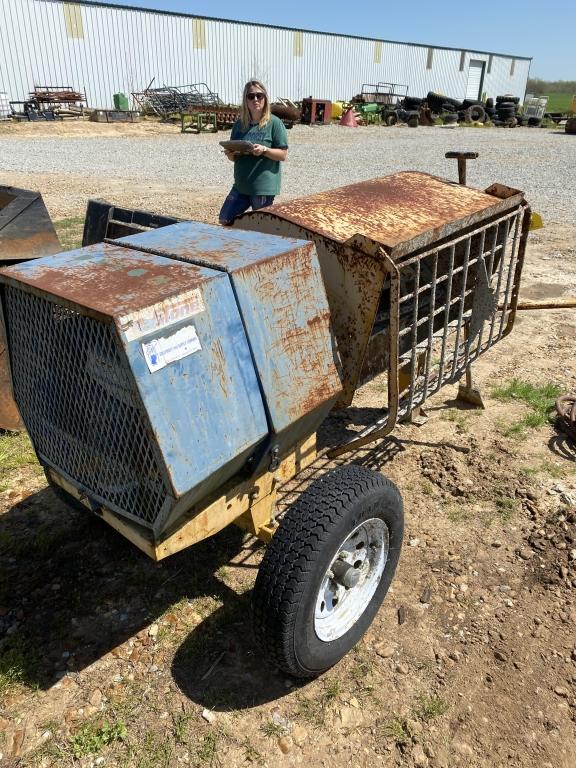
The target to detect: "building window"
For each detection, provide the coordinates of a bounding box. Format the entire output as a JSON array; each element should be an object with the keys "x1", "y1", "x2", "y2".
[
  {"x1": 459, "y1": 51, "x2": 466, "y2": 71},
  {"x1": 64, "y1": 3, "x2": 84, "y2": 39},
  {"x1": 510, "y1": 58, "x2": 516, "y2": 76},
  {"x1": 427, "y1": 48, "x2": 434, "y2": 69},
  {"x1": 294, "y1": 31, "x2": 303, "y2": 57},
  {"x1": 487, "y1": 55, "x2": 493, "y2": 74},
  {"x1": 374, "y1": 41, "x2": 382, "y2": 64},
  {"x1": 192, "y1": 19, "x2": 206, "y2": 49}
]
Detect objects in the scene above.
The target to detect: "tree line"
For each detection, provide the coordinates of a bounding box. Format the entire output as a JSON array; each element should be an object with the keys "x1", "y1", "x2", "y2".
[{"x1": 527, "y1": 79, "x2": 576, "y2": 94}]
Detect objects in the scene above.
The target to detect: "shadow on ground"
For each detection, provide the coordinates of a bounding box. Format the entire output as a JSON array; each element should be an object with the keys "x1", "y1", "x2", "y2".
[{"x1": 0, "y1": 486, "x2": 253, "y2": 692}]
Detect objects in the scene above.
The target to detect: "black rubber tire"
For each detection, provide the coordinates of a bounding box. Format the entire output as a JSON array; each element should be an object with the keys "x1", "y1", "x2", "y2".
[
  {"x1": 468, "y1": 104, "x2": 485, "y2": 122},
  {"x1": 384, "y1": 113, "x2": 398, "y2": 126},
  {"x1": 443, "y1": 113, "x2": 458, "y2": 125},
  {"x1": 527, "y1": 116, "x2": 542, "y2": 127},
  {"x1": 252, "y1": 465, "x2": 403, "y2": 678},
  {"x1": 496, "y1": 95, "x2": 520, "y2": 105},
  {"x1": 403, "y1": 96, "x2": 423, "y2": 109},
  {"x1": 407, "y1": 115, "x2": 419, "y2": 127}
]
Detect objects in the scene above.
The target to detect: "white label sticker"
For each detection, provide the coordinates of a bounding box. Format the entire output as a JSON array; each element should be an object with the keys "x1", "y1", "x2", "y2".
[
  {"x1": 120, "y1": 288, "x2": 205, "y2": 342},
  {"x1": 142, "y1": 325, "x2": 202, "y2": 373}
]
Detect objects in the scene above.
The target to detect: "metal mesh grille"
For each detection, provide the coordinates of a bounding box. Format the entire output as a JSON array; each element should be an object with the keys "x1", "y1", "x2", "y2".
[
  {"x1": 367, "y1": 206, "x2": 526, "y2": 418},
  {"x1": 4, "y1": 287, "x2": 169, "y2": 528}
]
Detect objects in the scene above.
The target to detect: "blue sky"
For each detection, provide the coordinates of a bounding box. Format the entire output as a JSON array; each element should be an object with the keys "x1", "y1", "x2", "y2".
[{"x1": 96, "y1": 0, "x2": 574, "y2": 80}]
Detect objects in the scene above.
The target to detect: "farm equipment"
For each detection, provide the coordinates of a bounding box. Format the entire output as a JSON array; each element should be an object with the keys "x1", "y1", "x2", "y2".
[
  {"x1": 0, "y1": 167, "x2": 530, "y2": 677},
  {"x1": 0, "y1": 185, "x2": 61, "y2": 431}
]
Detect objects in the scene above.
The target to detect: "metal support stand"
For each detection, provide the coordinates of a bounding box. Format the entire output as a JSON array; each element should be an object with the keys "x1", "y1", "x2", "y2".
[
  {"x1": 445, "y1": 150, "x2": 486, "y2": 411},
  {"x1": 457, "y1": 366, "x2": 486, "y2": 408}
]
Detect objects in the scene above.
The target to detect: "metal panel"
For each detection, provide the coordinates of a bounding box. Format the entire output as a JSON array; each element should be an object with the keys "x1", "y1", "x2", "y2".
[
  {"x1": 0, "y1": 0, "x2": 531, "y2": 108},
  {"x1": 115, "y1": 222, "x2": 343, "y2": 440},
  {"x1": 0, "y1": 243, "x2": 268, "y2": 535},
  {"x1": 237, "y1": 173, "x2": 527, "y2": 414},
  {"x1": 0, "y1": 185, "x2": 61, "y2": 263},
  {"x1": 240, "y1": 172, "x2": 523, "y2": 260}
]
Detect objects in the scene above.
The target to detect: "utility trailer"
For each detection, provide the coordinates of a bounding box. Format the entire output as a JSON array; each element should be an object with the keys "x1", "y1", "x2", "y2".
[{"x1": 0, "y1": 170, "x2": 529, "y2": 677}]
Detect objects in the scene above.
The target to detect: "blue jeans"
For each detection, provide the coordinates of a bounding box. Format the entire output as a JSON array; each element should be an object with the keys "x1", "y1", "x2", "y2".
[{"x1": 219, "y1": 188, "x2": 275, "y2": 225}]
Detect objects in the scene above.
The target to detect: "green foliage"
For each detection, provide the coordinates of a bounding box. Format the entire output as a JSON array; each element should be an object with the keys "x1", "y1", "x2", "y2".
[
  {"x1": 260, "y1": 720, "x2": 287, "y2": 738},
  {"x1": 492, "y1": 378, "x2": 562, "y2": 435},
  {"x1": 0, "y1": 633, "x2": 39, "y2": 697},
  {"x1": 413, "y1": 694, "x2": 449, "y2": 721},
  {"x1": 69, "y1": 718, "x2": 127, "y2": 758},
  {"x1": 380, "y1": 716, "x2": 409, "y2": 743},
  {"x1": 195, "y1": 731, "x2": 221, "y2": 766},
  {"x1": 527, "y1": 78, "x2": 576, "y2": 96}
]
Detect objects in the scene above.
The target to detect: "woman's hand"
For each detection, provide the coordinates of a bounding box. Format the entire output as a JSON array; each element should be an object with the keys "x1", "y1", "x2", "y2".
[
  {"x1": 224, "y1": 149, "x2": 238, "y2": 161},
  {"x1": 251, "y1": 144, "x2": 267, "y2": 156}
]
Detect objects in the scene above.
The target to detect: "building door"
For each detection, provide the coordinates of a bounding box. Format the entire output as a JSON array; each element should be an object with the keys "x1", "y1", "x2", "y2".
[{"x1": 466, "y1": 60, "x2": 485, "y2": 100}]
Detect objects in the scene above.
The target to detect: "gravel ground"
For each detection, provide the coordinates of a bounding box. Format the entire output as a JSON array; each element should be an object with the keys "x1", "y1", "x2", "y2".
[{"x1": 0, "y1": 123, "x2": 574, "y2": 224}]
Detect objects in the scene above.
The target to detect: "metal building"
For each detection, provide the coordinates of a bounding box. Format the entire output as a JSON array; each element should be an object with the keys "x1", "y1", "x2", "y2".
[{"x1": 0, "y1": 0, "x2": 531, "y2": 109}]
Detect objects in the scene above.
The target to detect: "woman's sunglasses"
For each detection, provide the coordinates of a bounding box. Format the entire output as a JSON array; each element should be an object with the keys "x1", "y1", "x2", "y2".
[{"x1": 247, "y1": 93, "x2": 265, "y2": 101}]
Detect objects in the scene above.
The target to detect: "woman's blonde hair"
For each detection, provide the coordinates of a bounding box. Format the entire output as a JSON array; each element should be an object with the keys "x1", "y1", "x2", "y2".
[{"x1": 239, "y1": 80, "x2": 271, "y2": 130}]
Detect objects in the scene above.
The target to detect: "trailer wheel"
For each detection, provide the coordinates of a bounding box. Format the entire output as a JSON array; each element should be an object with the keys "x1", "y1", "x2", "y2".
[{"x1": 252, "y1": 465, "x2": 403, "y2": 678}]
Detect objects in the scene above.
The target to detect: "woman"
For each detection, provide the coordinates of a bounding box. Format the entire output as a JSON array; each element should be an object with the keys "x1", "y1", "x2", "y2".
[{"x1": 219, "y1": 80, "x2": 288, "y2": 225}]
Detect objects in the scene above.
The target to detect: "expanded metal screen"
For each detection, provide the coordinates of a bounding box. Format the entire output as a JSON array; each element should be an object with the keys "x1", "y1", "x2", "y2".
[
  {"x1": 3, "y1": 287, "x2": 169, "y2": 528},
  {"x1": 367, "y1": 205, "x2": 527, "y2": 418}
]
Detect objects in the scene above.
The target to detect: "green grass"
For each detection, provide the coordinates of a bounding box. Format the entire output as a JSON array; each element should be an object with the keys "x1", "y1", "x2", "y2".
[
  {"x1": 260, "y1": 720, "x2": 287, "y2": 739},
  {"x1": 380, "y1": 716, "x2": 409, "y2": 744},
  {"x1": 0, "y1": 431, "x2": 39, "y2": 490},
  {"x1": 0, "y1": 632, "x2": 40, "y2": 697},
  {"x1": 69, "y1": 718, "x2": 127, "y2": 758},
  {"x1": 544, "y1": 93, "x2": 573, "y2": 113},
  {"x1": 491, "y1": 379, "x2": 562, "y2": 436},
  {"x1": 413, "y1": 694, "x2": 448, "y2": 721},
  {"x1": 53, "y1": 216, "x2": 85, "y2": 251},
  {"x1": 196, "y1": 731, "x2": 221, "y2": 766}
]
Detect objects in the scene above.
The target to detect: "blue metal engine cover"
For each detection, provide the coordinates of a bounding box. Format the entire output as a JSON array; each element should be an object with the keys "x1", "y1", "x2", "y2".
[
  {"x1": 117, "y1": 222, "x2": 343, "y2": 454},
  {"x1": 0, "y1": 242, "x2": 268, "y2": 535}
]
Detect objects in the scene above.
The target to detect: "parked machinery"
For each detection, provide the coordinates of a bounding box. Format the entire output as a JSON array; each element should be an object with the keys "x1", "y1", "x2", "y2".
[
  {"x1": 0, "y1": 170, "x2": 529, "y2": 677},
  {"x1": 301, "y1": 98, "x2": 332, "y2": 124}
]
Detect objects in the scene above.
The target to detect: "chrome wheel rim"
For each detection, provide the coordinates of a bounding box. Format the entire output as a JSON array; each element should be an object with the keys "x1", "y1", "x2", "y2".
[{"x1": 314, "y1": 517, "x2": 389, "y2": 642}]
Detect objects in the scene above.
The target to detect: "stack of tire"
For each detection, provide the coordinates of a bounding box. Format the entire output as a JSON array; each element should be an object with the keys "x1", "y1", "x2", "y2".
[
  {"x1": 459, "y1": 99, "x2": 486, "y2": 123},
  {"x1": 495, "y1": 95, "x2": 520, "y2": 127}
]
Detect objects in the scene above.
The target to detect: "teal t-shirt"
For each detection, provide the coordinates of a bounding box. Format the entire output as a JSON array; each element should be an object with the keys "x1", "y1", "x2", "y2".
[{"x1": 231, "y1": 115, "x2": 288, "y2": 196}]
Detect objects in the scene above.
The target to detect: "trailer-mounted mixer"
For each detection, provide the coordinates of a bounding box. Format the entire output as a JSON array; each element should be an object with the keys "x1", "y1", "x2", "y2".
[{"x1": 0, "y1": 169, "x2": 529, "y2": 677}]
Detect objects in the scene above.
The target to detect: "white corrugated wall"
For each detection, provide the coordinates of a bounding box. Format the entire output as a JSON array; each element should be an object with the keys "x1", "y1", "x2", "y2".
[{"x1": 0, "y1": 0, "x2": 531, "y2": 108}]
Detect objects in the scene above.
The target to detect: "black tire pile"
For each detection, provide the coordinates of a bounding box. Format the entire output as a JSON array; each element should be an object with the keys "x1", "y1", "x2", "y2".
[
  {"x1": 379, "y1": 91, "x2": 533, "y2": 129},
  {"x1": 402, "y1": 91, "x2": 537, "y2": 128}
]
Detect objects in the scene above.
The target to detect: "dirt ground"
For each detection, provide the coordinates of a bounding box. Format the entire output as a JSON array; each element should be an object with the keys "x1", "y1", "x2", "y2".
[{"x1": 0, "y1": 127, "x2": 575, "y2": 768}]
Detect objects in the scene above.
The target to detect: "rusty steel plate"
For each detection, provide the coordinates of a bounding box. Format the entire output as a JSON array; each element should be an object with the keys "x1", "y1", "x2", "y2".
[
  {"x1": 0, "y1": 186, "x2": 61, "y2": 263},
  {"x1": 255, "y1": 172, "x2": 524, "y2": 260}
]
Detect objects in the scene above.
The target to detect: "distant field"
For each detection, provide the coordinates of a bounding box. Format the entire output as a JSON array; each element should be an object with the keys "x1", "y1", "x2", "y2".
[{"x1": 544, "y1": 92, "x2": 573, "y2": 112}]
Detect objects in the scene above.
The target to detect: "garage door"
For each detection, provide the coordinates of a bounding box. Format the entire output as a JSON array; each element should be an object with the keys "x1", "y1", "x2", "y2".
[{"x1": 466, "y1": 60, "x2": 485, "y2": 100}]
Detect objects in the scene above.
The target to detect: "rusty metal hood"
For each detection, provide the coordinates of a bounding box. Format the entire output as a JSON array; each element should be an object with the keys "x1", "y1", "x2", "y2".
[{"x1": 246, "y1": 172, "x2": 524, "y2": 259}]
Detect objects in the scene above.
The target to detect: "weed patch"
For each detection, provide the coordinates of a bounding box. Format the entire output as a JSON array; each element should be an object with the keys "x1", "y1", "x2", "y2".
[
  {"x1": 413, "y1": 693, "x2": 448, "y2": 721},
  {"x1": 492, "y1": 379, "x2": 561, "y2": 436},
  {"x1": 69, "y1": 718, "x2": 127, "y2": 758}
]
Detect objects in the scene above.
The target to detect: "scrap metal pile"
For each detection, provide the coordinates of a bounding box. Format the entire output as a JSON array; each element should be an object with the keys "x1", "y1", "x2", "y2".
[
  {"x1": 131, "y1": 82, "x2": 224, "y2": 118},
  {"x1": 9, "y1": 86, "x2": 86, "y2": 121}
]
